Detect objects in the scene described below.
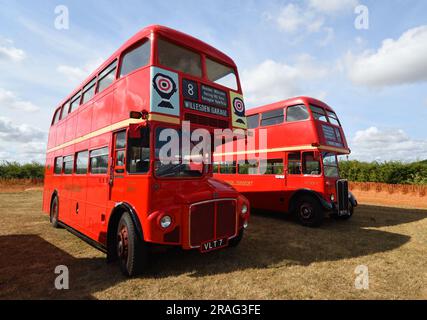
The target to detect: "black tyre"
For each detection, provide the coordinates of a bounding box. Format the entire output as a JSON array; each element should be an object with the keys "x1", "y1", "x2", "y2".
[
  {"x1": 50, "y1": 196, "x2": 60, "y2": 228},
  {"x1": 116, "y1": 212, "x2": 147, "y2": 277},
  {"x1": 228, "y1": 229, "x2": 244, "y2": 248},
  {"x1": 295, "y1": 195, "x2": 324, "y2": 227},
  {"x1": 332, "y1": 201, "x2": 354, "y2": 221}
]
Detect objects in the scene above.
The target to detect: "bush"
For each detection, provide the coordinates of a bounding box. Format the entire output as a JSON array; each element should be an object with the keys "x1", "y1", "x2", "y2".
[
  {"x1": 339, "y1": 160, "x2": 427, "y2": 185},
  {"x1": 0, "y1": 162, "x2": 44, "y2": 179}
]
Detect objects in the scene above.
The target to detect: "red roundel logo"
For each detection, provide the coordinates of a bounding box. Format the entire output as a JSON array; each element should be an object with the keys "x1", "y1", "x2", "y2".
[
  {"x1": 233, "y1": 97, "x2": 245, "y2": 116},
  {"x1": 155, "y1": 75, "x2": 173, "y2": 94}
]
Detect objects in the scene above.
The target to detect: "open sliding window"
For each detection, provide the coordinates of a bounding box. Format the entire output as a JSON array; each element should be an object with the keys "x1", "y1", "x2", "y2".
[{"x1": 206, "y1": 58, "x2": 238, "y2": 90}]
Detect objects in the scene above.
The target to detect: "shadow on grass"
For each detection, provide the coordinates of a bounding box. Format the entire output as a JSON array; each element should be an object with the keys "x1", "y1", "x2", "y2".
[
  {"x1": 1, "y1": 205, "x2": 425, "y2": 297},
  {"x1": 0, "y1": 234, "x2": 124, "y2": 300},
  {"x1": 145, "y1": 204, "x2": 425, "y2": 278}
]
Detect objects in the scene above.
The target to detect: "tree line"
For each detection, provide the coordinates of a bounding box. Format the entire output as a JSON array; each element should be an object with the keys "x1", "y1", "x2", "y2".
[
  {"x1": 1, "y1": 160, "x2": 426, "y2": 185},
  {"x1": 339, "y1": 160, "x2": 427, "y2": 185},
  {"x1": 0, "y1": 162, "x2": 44, "y2": 180}
]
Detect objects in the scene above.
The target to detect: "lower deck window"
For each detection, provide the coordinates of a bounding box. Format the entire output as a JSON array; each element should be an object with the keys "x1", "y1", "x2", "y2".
[
  {"x1": 63, "y1": 156, "x2": 74, "y2": 175},
  {"x1": 261, "y1": 159, "x2": 284, "y2": 175},
  {"x1": 90, "y1": 147, "x2": 109, "y2": 174}
]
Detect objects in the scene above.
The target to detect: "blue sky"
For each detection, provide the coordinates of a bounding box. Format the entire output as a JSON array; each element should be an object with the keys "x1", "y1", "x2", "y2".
[{"x1": 0, "y1": 0, "x2": 426, "y2": 163}]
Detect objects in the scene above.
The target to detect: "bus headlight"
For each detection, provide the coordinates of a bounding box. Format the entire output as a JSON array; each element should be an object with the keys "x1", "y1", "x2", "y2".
[
  {"x1": 160, "y1": 215, "x2": 172, "y2": 229},
  {"x1": 330, "y1": 194, "x2": 335, "y2": 202},
  {"x1": 241, "y1": 204, "x2": 248, "y2": 216}
]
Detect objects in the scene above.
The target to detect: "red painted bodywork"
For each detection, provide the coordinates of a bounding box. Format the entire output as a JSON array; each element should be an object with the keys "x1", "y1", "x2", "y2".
[
  {"x1": 43, "y1": 25, "x2": 249, "y2": 251},
  {"x1": 213, "y1": 96, "x2": 350, "y2": 213}
]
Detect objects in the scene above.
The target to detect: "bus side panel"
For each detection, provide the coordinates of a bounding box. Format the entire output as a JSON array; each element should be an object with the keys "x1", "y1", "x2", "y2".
[
  {"x1": 64, "y1": 113, "x2": 77, "y2": 143},
  {"x1": 47, "y1": 127, "x2": 57, "y2": 151},
  {"x1": 91, "y1": 88, "x2": 114, "y2": 132},
  {"x1": 113, "y1": 68, "x2": 150, "y2": 125},
  {"x1": 42, "y1": 154, "x2": 53, "y2": 214},
  {"x1": 76, "y1": 103, "x2": 93, "y2": 138},
  {"x1": 56, "y1": 121, "x2": 66, "y2": 146}
]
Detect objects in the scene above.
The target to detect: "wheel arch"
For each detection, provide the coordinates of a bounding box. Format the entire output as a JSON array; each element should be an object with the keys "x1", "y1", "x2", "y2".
[
  {"x1": 288, "y1": 189, "x2": 333, "y2": 213},
  {"x1": 106, "y1": 202, "x2": 144, "y2": 262}
]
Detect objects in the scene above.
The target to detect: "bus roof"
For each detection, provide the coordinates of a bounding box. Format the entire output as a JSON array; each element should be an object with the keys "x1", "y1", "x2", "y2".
[
  {"x1": 246, "y1": 96, "x2": 336, "y2": 116},
  {"x1": 57, "y1": 25, "x2": 236, "y2": 109}
]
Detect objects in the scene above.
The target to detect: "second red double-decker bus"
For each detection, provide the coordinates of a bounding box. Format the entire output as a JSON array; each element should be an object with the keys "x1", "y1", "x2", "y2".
[
  {"x1": 43, "y1": 25, "x2": 250, "y2": 276},
  {"x1": 214, "y1": 96, "x2": 357, "y2": 227}
]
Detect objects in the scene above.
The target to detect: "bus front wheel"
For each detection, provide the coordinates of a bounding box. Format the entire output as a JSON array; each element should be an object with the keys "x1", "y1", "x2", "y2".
[
  {"x1": 295, "y1": 195, "x2": 324, "y2": 227},
  {"x1": 50, "y1": 196, "x2": 60, "y2": 229},
  {"x1": 116, "y1": 212, "x2": 147, "y2": 277}
]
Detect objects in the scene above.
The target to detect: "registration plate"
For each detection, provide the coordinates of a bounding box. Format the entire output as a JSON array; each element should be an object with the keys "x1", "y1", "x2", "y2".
[{"x1": 200, "y1": 238, "x2": 228, "y2": 253}]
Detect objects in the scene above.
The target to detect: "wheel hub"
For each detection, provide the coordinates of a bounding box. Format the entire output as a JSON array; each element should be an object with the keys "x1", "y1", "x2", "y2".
[
  {"x1": 300, "y1": 203, "x2": 313, "y2": 219},
  {"x1": 117, "y1": 226, "x2": 129, "y2": 260}
]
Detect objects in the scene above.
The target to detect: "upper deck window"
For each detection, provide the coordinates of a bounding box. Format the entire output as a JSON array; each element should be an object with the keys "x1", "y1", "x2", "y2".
[
  {"x1": 286, "y1": 104, "x2": 309, "y2": 122},
  {"x1": 120, "y1": 40, "x2": 151, "y2": 77},
  {"x1": 52, "y1": 107, "x2": 62, "y2": 125},
  {"x1": 206, "y1": 58, "x2": 238, "y2": 90},
  {"x1": 247, "y1": 114, "x2": 260, "y2": 129},
  {"x1": 97, "y1": 60, "x2": 117, "y2": 94},
  {"x1": 82, "y1": 78, "x2": 96, "y2": 105},
  {"x1": 326, "y1": 110, "x2": 341, "y2": 126},
  {"x1": 261, "y1": 109, "x2": 284, "y2": 127},
  {"x1": 158, "y1": 38, "x2": 202, "y2": 77},
  {"x1": 69, "y1": 92, "x2": 81, "y2": 114},
  {"x1": 310, "y1": 105, "x2": 327, "y2": 122}
]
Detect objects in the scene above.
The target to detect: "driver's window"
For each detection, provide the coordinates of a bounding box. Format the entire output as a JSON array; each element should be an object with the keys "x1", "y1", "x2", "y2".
[
  {"x1": 127, "y1": 127, "x2": 150, "y2": 174},
  {"x1": 302, "y1": 152, "x2": 321, "y2": 175}
]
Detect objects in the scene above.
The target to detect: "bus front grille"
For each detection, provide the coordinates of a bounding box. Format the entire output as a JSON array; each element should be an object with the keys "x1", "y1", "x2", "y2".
[
  {"x1": 189, "y1": 200, "x2": 237, "y2": 248},
  {"x1": 336, "y1": 179, "x2": 349, "y2": 214}
]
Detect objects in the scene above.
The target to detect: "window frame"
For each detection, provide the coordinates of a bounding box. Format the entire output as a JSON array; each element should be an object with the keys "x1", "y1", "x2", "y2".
[
  {"x1": 81, "y1": 77, "x2": 97, "y2": 105},
  {"x1": 287, "y1": 152, "x2": 302, "y2": 175},
  {"x1": 96, "y1": 59, "x2": 118, "y2": 95},
  {"x1": 156, "y1": 37, "x2": 203, "y2": 78},
  {"x1": 119, "y1": 39, "x2": 151, "y2": 78},
  {"x1": 68, "y1": 91, "x2": 82, "y2": 114},
  {"x1": 286, "y1": 104, "x2": 310, "y2": 123},
  {"x1": 63, "y1": 155, "x2": 74, "y2": 175},
  {"x1": 75, "y1": 150, "x2": 89, "y2": 175},
  {"x1": 89, "y1": 147, "x2": 110, "y2": 175},
  {"x1": 54, "y1": 157, "x2": 63, "y2": 175},
  {"x1": 247, "y1": 114, "x2": 260, "y2": 129},
  {"x1": 260, "y1": 108, "x2": 285, "y2": 127}
]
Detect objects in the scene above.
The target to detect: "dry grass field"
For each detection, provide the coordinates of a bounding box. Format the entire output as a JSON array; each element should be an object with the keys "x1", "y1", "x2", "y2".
[{"x1": 0, "y1": 190, "x2": 426, "y2": 300}]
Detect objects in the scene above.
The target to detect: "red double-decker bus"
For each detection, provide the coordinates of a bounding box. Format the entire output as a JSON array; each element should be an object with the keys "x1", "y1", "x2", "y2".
[
  {"x1": 213, "y1": 96, "x2": 357, "y2": 227},
  {"x1": 43, "y1": 25, "x2": 250, "y2": 276}
]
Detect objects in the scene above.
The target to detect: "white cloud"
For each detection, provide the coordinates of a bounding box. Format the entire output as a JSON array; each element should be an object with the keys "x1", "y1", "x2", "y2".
[
  {"x1": 274, "y1": 4, "x2": 324, "y2": 33},
  {"x1": 0, "y1": 38, "x2": 25, "y2": 62},
  {"x1": 57, "y1": 58, "x2": 104, "y2": 84},
  {"x1": 309, "y1": 0, "x2": 359, "y2": 14},
  {"x1": 0, "y1": 88, "x2": 40, "y2": 112},
  {"x1": 241, "y1": 55, "x2": 329, "y2": 106},
  {"x1": 345, "y1": 25, "x2": 427, "y2": 87},
  {"x1": 350, "y1": 127, "x2": 427, "y2": 162},
  {"x1": 0, "y1": 117, "x2": 46, "y2": 143},
  {"x1": 0, "y1": 117, "x2": 47, "y2": 163}
]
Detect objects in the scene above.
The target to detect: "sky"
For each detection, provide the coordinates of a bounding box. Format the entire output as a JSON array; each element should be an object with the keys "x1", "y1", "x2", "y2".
[{"x1": 0, "y1": 0, "x2": 426, "y2": 163}]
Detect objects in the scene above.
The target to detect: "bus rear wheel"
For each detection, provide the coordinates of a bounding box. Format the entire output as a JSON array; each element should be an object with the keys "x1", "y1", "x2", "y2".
[
  {"x1": 50, "y1": 196, "x2": 60, "y2": 229},
  {"x1": 116, "y1": 212, "x2": 147, "y2": 277},
  {"x1": 295, "y1": 195, "x2": 324, "y2": 227}
]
